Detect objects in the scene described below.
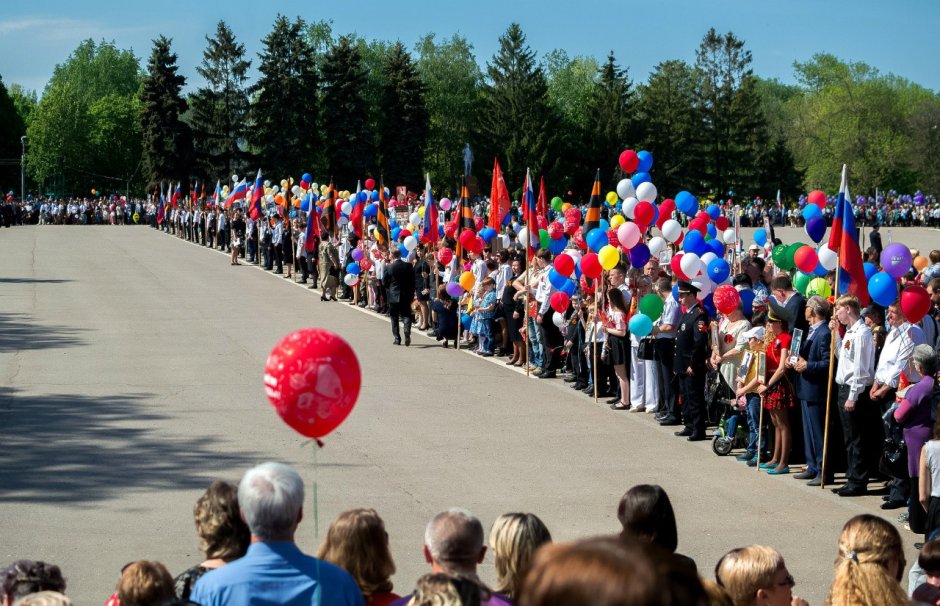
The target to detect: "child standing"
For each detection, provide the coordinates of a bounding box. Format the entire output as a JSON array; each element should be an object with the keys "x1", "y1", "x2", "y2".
[{"x1": 474, "y1": 277, "x2": 498, "y2": 356}]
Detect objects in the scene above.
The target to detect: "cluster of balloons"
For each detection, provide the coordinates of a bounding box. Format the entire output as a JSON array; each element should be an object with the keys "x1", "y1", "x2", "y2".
[{"x1": 868, "y1": 243, "x2": 914, "y2": 307}]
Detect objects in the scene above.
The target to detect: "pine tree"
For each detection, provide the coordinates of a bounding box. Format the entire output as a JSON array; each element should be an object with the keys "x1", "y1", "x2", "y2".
[
  {"x1": 584, "y1": 52, "x2": 637, "y2": 191},
  {"x1": 250, "y1": 15, "x2": 319, "y2": 181},
  {"x1": 139, "y1": 36, "x2": 193, "y2": 187},
  {"x1": 189, "y1": 20, "x2": 251, "y2": 179},
  {"x1": 321, "y1": 35, "x2": 374, "y2": 189},
  {"x1": 481, "y1": 23, "x2": 559, "y2": 186},
  {"x1": 378, "y1": 42, "x2": 429, "y2": 191},
  {"x1": 0, "y1": 76, "x2": 26, "y2": 193}
]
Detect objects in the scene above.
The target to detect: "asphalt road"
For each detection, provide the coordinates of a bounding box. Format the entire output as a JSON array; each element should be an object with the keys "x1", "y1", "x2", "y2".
[{"x1": 0, "y1": 225, "x2": 932, "y2": 605}]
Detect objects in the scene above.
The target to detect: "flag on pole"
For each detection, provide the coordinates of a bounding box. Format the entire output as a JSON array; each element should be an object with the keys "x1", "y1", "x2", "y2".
[
  {"x1": 537, "y1": 175, "x2": 548, "y2": 221},
  {"x1": 522, "y1": 170, "x2": 537, "y2": 222},
  {"x1": 249, "y1": 169, "x2": 264, "y2": 221},
  {"x1": 421, "y1": 173, "x2": 440, "y2": 244},
  {"x1": 157, "y1": 183, "x2": 165, "y2": 224},
  {"x1": 171, "y1": 182, "x2": 181, "y2": 208},
  {"x1": 224, "y1": 179, "x2": 247, "y2": 208},
  {"x1": 375, "y1": 178, "x2": 390, "y2": 248},
  {"x1": 583, "y1": 169, "x2": 602, "y2": 233},
  {"x1": 305, "y1": 191, "x2": 320, "y2": 250},
  {"x1": 489, "y1": 158, "x2": 511, "y2": 229},
  {"x1": 827, "y1": 164, "x2": 869, "y2": 306},
  {"x1": 459, "y1": 175, "x2": 474, "y2": 232},
  {"x1": 321, "y1": 181, "x2": 336, "y2": 239},
  {"x1": 349, "y1": 181, "x2": 364, "y2": 238},
  {"x1": 213, "y1": 180, "x2": 221, "y2": 208}
]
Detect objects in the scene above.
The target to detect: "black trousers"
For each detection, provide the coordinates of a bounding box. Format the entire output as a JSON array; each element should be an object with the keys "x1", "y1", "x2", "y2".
[
  {"x1": 837, "y1": 383, "x2": 876, "y2": 488},
  {"x1": 273, "y1": 244, "x2": 283, "y2": 273},
  {"x1": 678, "y1": 368, "x2": 707, "y2": 436},
  {"x1": 389, "y1": 302, "x2": 412, "y2": 341},
  {"x1": 655, "y1": 338, "x2": 678, "y2": 419}
]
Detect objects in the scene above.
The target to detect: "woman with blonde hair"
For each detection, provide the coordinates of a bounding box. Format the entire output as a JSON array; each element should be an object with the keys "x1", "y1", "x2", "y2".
[
  {"x1": 488, "y1": 513, "x2": 552, "y2": 601},
  {"x1": 715, "y1": 545, "x2": 806, "y2": 606},
  {"x1": 825, "y1": 514, "x2": 908, "y2": 606},
  {"x1": 317, "y1": 508, "x2": 399, "y2": 606},
  {"x1": 113, "y1": 561, "x2": 175, "y2": 606}
]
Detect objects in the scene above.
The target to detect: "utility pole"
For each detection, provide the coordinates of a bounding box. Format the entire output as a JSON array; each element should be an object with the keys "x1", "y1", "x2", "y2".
[{"x1": 20, "y1": 136, "x2": 27, "y2": 203}]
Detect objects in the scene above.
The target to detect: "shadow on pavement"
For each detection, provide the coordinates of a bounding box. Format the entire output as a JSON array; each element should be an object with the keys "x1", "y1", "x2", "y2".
[
  {"x1": 0, "y1": 278, "x2": 73, "y2": 284},
  {"x1": 0, "y1": 312, "x2": 88, "y2": 352},
  {"x1": 0, "y1": 387, "x2": 260, "y2": 504}
]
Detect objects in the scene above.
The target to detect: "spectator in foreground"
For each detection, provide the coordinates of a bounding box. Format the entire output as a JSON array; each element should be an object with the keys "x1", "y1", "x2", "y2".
[
  {"x1": 317, "y1": 509, "x2": 399, "y2": 606},
  {"x1": 174, "y1": 480, "x2": 250, "y2": 599},
  {"x1": 113, "y1": 561, "x2": 175, "y2": 606},
  {"x1": 825, "y1": 514, "x2": 908, "y2": 606},
  {"x1": 10, "y1": 591, "x2": 71, "y2": 606},
  {"x1": 616, "y1": 484, "x2": 696, "y2": 574},
  {"x1": 488, "y1": 513, "x2": 552, "y2": 602},
  {"x1": 1, "y1": 561, "x2": 66, "y2": 606},
  {"x1": 714, "y1": 545, "x2": 806, "y2": 606},
  {"x1": 190, "y1": 462, "x2": 363, "y2": 606}
]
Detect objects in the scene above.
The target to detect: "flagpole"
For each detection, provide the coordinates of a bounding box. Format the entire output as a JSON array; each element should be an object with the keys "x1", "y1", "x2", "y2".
[
  {"x1": 820, "y1": 260, "x2": 841, "y2": 489},
  {"x1": 525, "y1": 169, "x2": 532, "y2": 376},
  {"x1": 594, "y1": 277, "x2": 600, "y2": 402}
]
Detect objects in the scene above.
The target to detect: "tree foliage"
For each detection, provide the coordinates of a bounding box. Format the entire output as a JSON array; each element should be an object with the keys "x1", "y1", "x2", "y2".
[
  {"x1": 583, "y1": 52, "x2": 637, "y2": 193},
  {"x1": 0, "y1": 77, "x2": 26, "y2": 193},
  {"x1": 378, "y1": 42, "x2": 429, "y2": 190}
]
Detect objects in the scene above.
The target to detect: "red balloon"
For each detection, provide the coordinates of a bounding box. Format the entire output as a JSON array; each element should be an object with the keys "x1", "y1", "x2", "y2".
[
  {"x1": 548, "y1": 222, "x2": 565, "y2": 239},
  {"x1": 565, "y1": 207, "x2": 581, "y2": 221},
  {"x1": 688, "y1": 219, "x2": 707, "y2": 236},
  {"x1": 365, "y1": 178, "x2": 376, "y2": 190},
  {"x1": 580, "y1": 275, "x2": 595, "y2": 295},
  {"x1": 793, "y1": 245, "x2": 819, "y2": 274},
  {"x1": 671, "y1": 253, "x2": 689, "y2": 281},
  {"x1": 550, "y1": 292, "x2": 571, "y2": 314},
  {"x1": 458, "y1": 229, "x2": 476, "y2": 250},
  {"x1": 607, "y1": 229, "x2": 619, "y2": 247},
  {"x1": 536, "y1": 216, "x2": 548, "y2": 231},
  {"x1": 564, "y1": 218, "x2": 579, "y2": 235},
  {"x1": 619, "y1": 149, "x2": 639, "y2": 173},
  {"x1": 573, "y1": 228, "x2": 587, "y2": 250},
  {"x1": 634, "y1": 201, "x2": 655, "y2": 227},
  {"x1": 359, "y1": 259, "x2": 372, "y2": 271},
  {"x1": 474, "y1": 216, "x2": 485, "y2": 232},
  {"x1": 808, "y1": 190, "x2": 827, "y2": 208},
  {"x1": 474, "y1": 235, "x2": 486, "y2": 253},
  {"x1": 901, "y1": 285, "x2": 931, "y2": 323},
  {"x1": 715, "y1": 216, "x2": 729, "y2": 231},
  {"x1": 264, "y1": 329, "x2": 361, "y2": 439},
  {"x1": 437, "y1": 247, "x2": 454, "y2": 264},
  {"x1": 581, "y1": 253, "x2": 602, "y2": 278},
  {"x1": 695, "y1": 211, "x2": 711, "y2": 224},
  {"x1": 443, "y1": 222, "x2": 457, "y2": 239},
  {"x1": 713, "y1": 285, "x2": 741, "y2": 315},
  {"x1": 399, "y1": 229, "x2": 412, "y2": 239},
  {"x1": 554, "y1": 253, "x2": 575, "y2": 276}
]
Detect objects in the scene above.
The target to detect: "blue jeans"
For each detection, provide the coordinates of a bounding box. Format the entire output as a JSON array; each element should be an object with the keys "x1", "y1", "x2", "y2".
[
  {"x1": 527, "y1": 317, "x2": 545, "y2": 369},
  {"x1": 801, "y1": 399, "x2": 826, "y2": 476},
  {"x1": 480, "y1": 319, "x2": 495, "y2": 353},
  {"x1": 746, "y1": 394, "x2": 765, "y2": 458}
]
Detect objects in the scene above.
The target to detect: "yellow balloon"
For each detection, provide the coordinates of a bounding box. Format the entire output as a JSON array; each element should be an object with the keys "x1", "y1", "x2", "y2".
[
  {"x1": 599, "y1": 245, "x2": 620, "y2": 270},
  {"x1": 406, "y1": 224, "x2": 415, "y2": 232},
  {"x1": 562, "y1": 203, "x2": 571, "y2": 212},
  {"x1": 418, "y1": 206, "x2": 426, "y2": 217},
  {"x1": 459, "y1": 271, "x2": 476, "y2": 292},
  {"x1": 610, "y1": 214, "x2": 625, "y2": 229},
  {"x1": 605, "y1": 191, "x2": 619, "y2": 205},
  {"x1": 280, "y1": 179, "x2": 288, "y2": 188}
]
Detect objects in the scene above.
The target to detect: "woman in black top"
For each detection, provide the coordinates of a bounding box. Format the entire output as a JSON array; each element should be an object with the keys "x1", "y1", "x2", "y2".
[
  {"x1": 230, "y1": 211, "x2": 246, "y2": 265},
  {"x1": 503, "y1": 257, "x2": 525, "y2": 366}
]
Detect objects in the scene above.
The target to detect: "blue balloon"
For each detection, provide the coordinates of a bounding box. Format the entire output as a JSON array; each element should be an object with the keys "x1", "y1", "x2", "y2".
[
  {"x1": 598, "y1": 219, "x2": 610, "y2": 232},
  {"x1": 632, "y1": 172, "x2": 652, "y2": 187},
  {"x1": 364, "y1": 203, "x2": 378, "y2": 217},
  {"x1": 548, "y1": 268, "x2": 568, "y2": 289},
  {"x1": 672, "y1": 284, "x2": 680, "y2": 303},
  {"x1": 802, "y1": 204, "x2": 822, "y2": 221},
  {"x1": 708, "y1": 258, "x2": 731, "y2": 284},
  {"x1": 371, "y1": 191, "x2": 379, "y2": 201},
  {"x1": 461, "y1": 313, "x2": 472, "y2": 330},
  {"x1": 707, "y1": 239, "x2": 725, "y2": 257},
  {"x1": 359, "y1": 191, "x2": 369, "y2": 203},
  {"x1": 739, "y1": 289, "x2": 755, "y2": 317},
  {"x1": 863, "y1": 262, "x2": 878, "y2": 281},
  {"x1": 706, "y1": 223, "x2": 718, "y2": 240},
  {"x1": 805, "y1": 216, "x2": 826, "y2": 243},
  {"x1": 587, "y1": 228, "x2": 609, "y2": 253},
  {"x1": 480, "y1": 227, "x2": 497, "y2": 242},
  {"x1": 398, "y1": 243, "x2": 408, "y2": 256},
  {"x1": 675, "y1": 191, "x2": 698, "y2": 217},
  {"x1": 574, "y1": 263, "x2": 582, "y2": 279},
  {"x1": 636, "y1": 150, "x2": 654, "y2": 173},
  {"x1": 301, "y1": 173, "x2": 312, "y2": 184},
  {"x1": 300, "y1": 199, "x2": 310, "y2": 212},
  {"x1": 628, "y1": 313, "x2": 654, "y2": 337},
  {"x1": 346, "y1": 262, "x2": 361, "y2": 276},
  {"x1": 813, "y1": 260, "x2": 828, "y2": 277},
  {"x1": 560, "y1": 279, "x2": 577, "y2": 296},
  {"x1": 706, "y1": 204, "x2": 721, "y2": 220},
  {"x1": 869, "y1": 271, "x2": 898, "y2": 307},
  {"x1": 630, "y1": 243, "x2": 651, "y2": 267},
  {"x1": 754, "y1": 228, "x2": 767, "y2": 247},
  {"x1": 683, "y1": 230, "x2": 707, "y2": 255},
  {"x1": 702, "y1": 293, "x2": 716, "y2": 318},
  {"x1": 391, "y1": 226, "x2": 402, "y2": 240},
  {"x1": 548, "y1": 236, "x2": 567, "y2": 255}
]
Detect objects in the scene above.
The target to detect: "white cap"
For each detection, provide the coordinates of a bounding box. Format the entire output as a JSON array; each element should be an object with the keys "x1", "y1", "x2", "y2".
[{"x1": 742, "y1": 326, "x2": 766, "y2": 341}]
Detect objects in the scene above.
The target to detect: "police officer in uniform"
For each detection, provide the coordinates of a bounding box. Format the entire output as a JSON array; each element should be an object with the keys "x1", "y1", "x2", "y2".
[{"x1": 674, "y1": 280, "x2": 710, "y2": 441}]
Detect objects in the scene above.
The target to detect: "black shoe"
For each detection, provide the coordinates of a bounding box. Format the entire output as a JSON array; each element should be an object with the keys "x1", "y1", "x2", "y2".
[
  {"x1": 581, "y1": 385, "x2": 595, "y2": 394},
  {"x1": 793, "y1": 470, "x2": 817, "y2": 480},
  {"x1": 606, "y1": 396, "x2": 621, "y2": 405},
  {"x1": 564, "y1": 375, "x2": 578, "y2": 383},
  {"x1": 880, "y1": 500, "x2": 906, "y2": 510},
  {"x1": 674, "y1": 429, "x2": 693, "y2": 437},
  {"x1": 833, "y1": 485, "x2": 866, "y2": 497},
  {"x1": 393, "y1": 339, "x2": 401, "y2": 346},
  {"x1": 659, "y1": 417, "x2": 681, "y2": 426},
  {"x1": 687, "y1": 434, "x2": 707, "y2": 442},
  {"x1": 807, "y1": 476, "x2": 833, "y2": 487},
  {"x1": 537, "y1": 371, "x2": 556, "y2": 379},
  {"x1": 404, "y1": 336, "x2": 411, "y2": 347},
  {"x1": 572, "y1": 382, "x2": 587, "y2": 390}
]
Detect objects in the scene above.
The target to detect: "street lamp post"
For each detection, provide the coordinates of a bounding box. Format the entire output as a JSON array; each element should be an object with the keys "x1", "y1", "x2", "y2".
[{"x1": 20, "y1": 136, "x2": 26, "y2": 203}]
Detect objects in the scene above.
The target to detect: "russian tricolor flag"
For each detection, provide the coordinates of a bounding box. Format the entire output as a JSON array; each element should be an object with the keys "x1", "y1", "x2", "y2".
[
  {"x1": 305, "y1": 191, "x2": 320, "y2": 251},
  {"x1": 224, "y1": 179, "x2": 247, "y2": 209},
  {"x1": 522, "y1": 168, "x2": 537, "y2": 221},
  {"x1": 421, "y1": 173, "x2": 439, "y2": 244},
  {"x1": 249, "y1": 169, "x2": 263, "y2": 221},
  {"x1": 827, "y1": 164, "x2": 869, "y2": 306}
]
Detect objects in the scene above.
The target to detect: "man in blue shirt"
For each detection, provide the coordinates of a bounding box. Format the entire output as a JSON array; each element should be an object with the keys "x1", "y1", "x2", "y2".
[{"x1": 191, "y1": 462, "x2": 363, "y2": 606}]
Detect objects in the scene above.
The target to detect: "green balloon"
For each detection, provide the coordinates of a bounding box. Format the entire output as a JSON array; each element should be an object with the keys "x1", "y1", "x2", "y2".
[
  {"x1": 551, "y1": 196, "x2": 564, "y2": 211},
  {"x1": 539, "y1": 229, "x2": 550, "y2": 249},
  {"x1": 771, "y1": 244, "x2": 788, "y2": 268},
  {"x1": 793, "y1": 271, "x2": 811, "y2": 296},
  {"x1": 639, "y1": 293, "x2": 665, "y2": 320},
  {"x1": 807, "y1": 277, "x2": 832, "y2": 298}
]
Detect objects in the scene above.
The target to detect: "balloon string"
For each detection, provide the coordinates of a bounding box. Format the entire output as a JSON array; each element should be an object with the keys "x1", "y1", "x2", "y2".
[{"x1": 311, "y1": 440, "x2": 321, "y2": 539}]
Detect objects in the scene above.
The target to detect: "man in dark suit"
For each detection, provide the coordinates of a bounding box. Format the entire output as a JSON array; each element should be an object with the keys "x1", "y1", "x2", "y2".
[
  {"x1": 673, "y1": 281, "x2": 710, "y2": 441},
  {"x1": 869, "y1": 224, "x2": 883, "y2": 256},
  {"x1": 384, "y1": 248, "x2": 416, "y2": 346},
  {"x1": 788, "y1": 295, "x2": 832, "y2": 486}
]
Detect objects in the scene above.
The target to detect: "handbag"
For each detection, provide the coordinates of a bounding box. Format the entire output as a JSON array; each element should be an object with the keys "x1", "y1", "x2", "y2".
[
  {"x1": 880, "y1": 426, "x2": 908, "y2": 480},
  {"x1": 638, "y1": 337, "x2": 656, "y2": 360}
]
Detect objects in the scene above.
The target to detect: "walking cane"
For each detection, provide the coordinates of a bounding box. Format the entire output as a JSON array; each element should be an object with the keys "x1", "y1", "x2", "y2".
[{"x1": 756, "y1": 351, "x2": 767, "y2": 472}]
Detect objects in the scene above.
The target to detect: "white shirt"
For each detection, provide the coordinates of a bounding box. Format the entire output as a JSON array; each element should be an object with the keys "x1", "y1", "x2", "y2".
[
  {"x1": 656, "y1": 296, "x2": 680, "y2": 339},
  {"x1": 875, "y1": 322, "x2": 926, "y2": 386},
  {"x1": 495, "y1": 263, "x2": 513, "y2": 295},
  {"x1": 835, "y1": 318, "x2": 876, "y2": 400},
  {"x1": 534, "y1": 267, "x2": 556, "y2": 315}
]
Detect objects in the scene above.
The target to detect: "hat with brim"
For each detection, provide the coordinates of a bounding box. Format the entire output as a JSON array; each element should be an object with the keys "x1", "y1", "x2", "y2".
[{"x1": 677, "y1": 280, "x2": 699, "y2": 295}]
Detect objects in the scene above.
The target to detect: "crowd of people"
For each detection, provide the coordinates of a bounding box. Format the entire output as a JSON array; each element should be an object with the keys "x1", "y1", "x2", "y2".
[{"x1": 7, "y1": 461, "x2": 940, "y2": 606}]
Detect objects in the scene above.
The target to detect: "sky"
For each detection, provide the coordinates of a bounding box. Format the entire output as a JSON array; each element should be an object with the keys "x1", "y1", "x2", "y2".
[{"x1": 1, "y1": 0, "x2": 938, "y2": 95}]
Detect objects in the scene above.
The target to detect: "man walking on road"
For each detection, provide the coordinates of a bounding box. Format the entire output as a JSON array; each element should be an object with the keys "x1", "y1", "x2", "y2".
[{"x1": 384, "y1": 248, "x2": 415, "y2": 346}]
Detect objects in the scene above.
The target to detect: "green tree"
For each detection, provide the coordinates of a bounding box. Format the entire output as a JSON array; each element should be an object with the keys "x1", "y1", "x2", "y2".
[
  {"x1": 88, "y1": 95, "x2": 143, "y2": 190},
  {"x1": 50, "y1": 39, "x2": 141, "y2": 106},
  {"x1": 583, "y1": 51, "x2": 637, "y2": 194},
  {"x1": 636, "y1": 60, "x2": 701, "y2": 196},
  {"x1": 354, "y1": 37, "x2": 392, "y2": 151},
  {"x1": 8, "y1": 84, "x2": 37, "y2": 128},
  {"x1": 189, "y1": 20, "x2": 252, "y2": 179},
  {"x1": 250, "y1": 15, "x2": 320, "y2": 182},
  {"x1": 415, "y1": 33, "x2": 482, "y2": 194},
  {"x1": 378, "y1": 42, "x2": 429, "y2": 190},
  {"x1": 481, "y1": 23, "x2": 559, "y2": 190},
  {"x1": 25, "y1": 83, "x2": 90, "y2": 193},
  {"x1": 321, "y1": 35, "x2": 374, "y2": 189},
  {"x1": 907, "y1": 97, "x2": 940, "y2": 194},
  {"x1": 0, "y1": 76, "x2": 27, "y2": 194},
  {"x1": 140, "y1": 36, "x2": 193, "y2": 188}
]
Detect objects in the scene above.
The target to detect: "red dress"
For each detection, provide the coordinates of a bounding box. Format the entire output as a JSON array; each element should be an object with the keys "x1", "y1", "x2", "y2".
[{"x1": 764, "y1": 332, "x2": 794, "y2": 410}]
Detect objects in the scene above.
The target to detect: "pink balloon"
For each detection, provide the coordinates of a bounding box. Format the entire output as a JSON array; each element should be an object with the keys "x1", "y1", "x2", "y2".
[{"x1": 617, "y1": 222, "x2": 641, "y2": 249}]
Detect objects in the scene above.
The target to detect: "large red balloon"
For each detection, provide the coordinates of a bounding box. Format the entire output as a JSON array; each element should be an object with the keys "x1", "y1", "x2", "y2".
[
  {"x1": 437, "y1": 247, "x2": 454, "y2": 265},
  {"x1": 713, "y1": 285, "x2": 741, "y2": 315},
  {"x1": 715, "y1": 216, "x2": 729, "y2": 231},
  {"x1": 573, "y1": 228, "x2": 587, "y2": 250},
  {"x1": 443, "y1": 222, "x2": 457, "y2": 239},
  {"x1": 264, "y1": 329, "x2": 361, "y2": 439},
  {"x1": 458, "y1": 229, "x2": 477, "y2": 250},
  {"x1": 580, "y1": 253, "x2": 602, "y2": 278},
  {"x1": 688, "y1": 219, "x2": 707, "y2": 236},
  {"x1": 554, "y1": 253, "x2": 575, "y2": 277},
  {"x1": 548, "y1": 222, "x2": 565, "y2": 240},
  {"x1": 793, "y1": 246, "x2": 819, "y2": 274},
  {"x1": 619, "y1": 149, "x2": 639, "y2": 173},
  {"x1": 550, "y1": 292, "x2": 571, "y2": 314},
  {"x1": 807, "y1": 190, "x2": 827, "y2": 208},
  {"x1": 634, "y1": 202, "x2": 655, "y2": 227},
  {"x1": 365, "y1": 178, "x2": 376, "y2": 190},
  {"x1": 901, "y1": 285, "x2": 931, "y2": 323},
  {"x1": 474, "y1": 216, "x2": 485, "y2": 232}
]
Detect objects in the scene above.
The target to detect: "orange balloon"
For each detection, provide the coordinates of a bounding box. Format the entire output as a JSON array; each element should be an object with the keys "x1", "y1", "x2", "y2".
[
  {"x1": 914, "y1": 255, "x2": 929, "y2": 271},
  {"x1": 275, "y1": 194, "x2": 285, "y2": 206}
]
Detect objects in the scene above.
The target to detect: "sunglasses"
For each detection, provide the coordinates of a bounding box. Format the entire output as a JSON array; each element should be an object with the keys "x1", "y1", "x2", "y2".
[{"x1": 776, "y1": 573, "x2": 795, "y2": 588}]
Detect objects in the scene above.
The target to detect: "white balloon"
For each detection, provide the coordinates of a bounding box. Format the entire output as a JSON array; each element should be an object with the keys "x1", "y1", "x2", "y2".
[
  {"x1": 680, "y1": 252, "x2": 703, "y2": 278},
  {"x1": 648, "y1": 236, "x2": 666, "y2": 256},
  {"x1": 661, "y1": 219, "x2": 682, "y2": 243},
  {"x1": 341, "y1": 201, "x2": 353, "y2": 215},
  {"x1": 818, "y1": 245, "x2": 838, "y2": 271},
  {"x1": 404, "y1": 235, "x2": 418, "y2": 251},
  {"x1": 700, "y1": 252, "x2": 718, "y2": 267},
  {"x1": 271, "y1": 185, "x2": 280, "y2": 194},
  {"x1": 292, "y1": 185, "x2": 302, "y2": 197},
  {"x1": 265, "y1": 194, "x2": 274, "y2": 204},
  {"x1": 722, "y1": 228, "x2": 736, "y2": 245},
  {"x1": 517, "y1": 227, "x2": 529, "y2": 246},
  {"x1": 635, "y1": 182, "x2": 658, "y2": 203},
  {"x1": 337, "y1": 216, "x2": 349, "y2": 226},
  {"x1": 502, "y1": 234, "x2": 511, "y2": 248},
  {"x1": 693, "y1": 279, "x2": 714, "y2": 300},
  {"x1": 552, "y1": 311, "x2": 566, "y2": 328},
  {"x1": 616, "y1": 179, "x2": 636, "y2": 201},
  {"x1": 232, "y1": 174, "x2": 239, "y2": 183},
  {"x1": 623, "y1": 197, "x2": 639, "y2": 220},
  {"x1": 263, "y1": 180, "x2": 271, "y2": 188},
  {"x1": 409, "y1": 212, "x2": 422, "y2": 226},
  {"x1": 311, "y1": 182, "x2": 319, "y2": 192},
  {"x1": 344, "y1": 273, "x2": 359, "y2": 286}
]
